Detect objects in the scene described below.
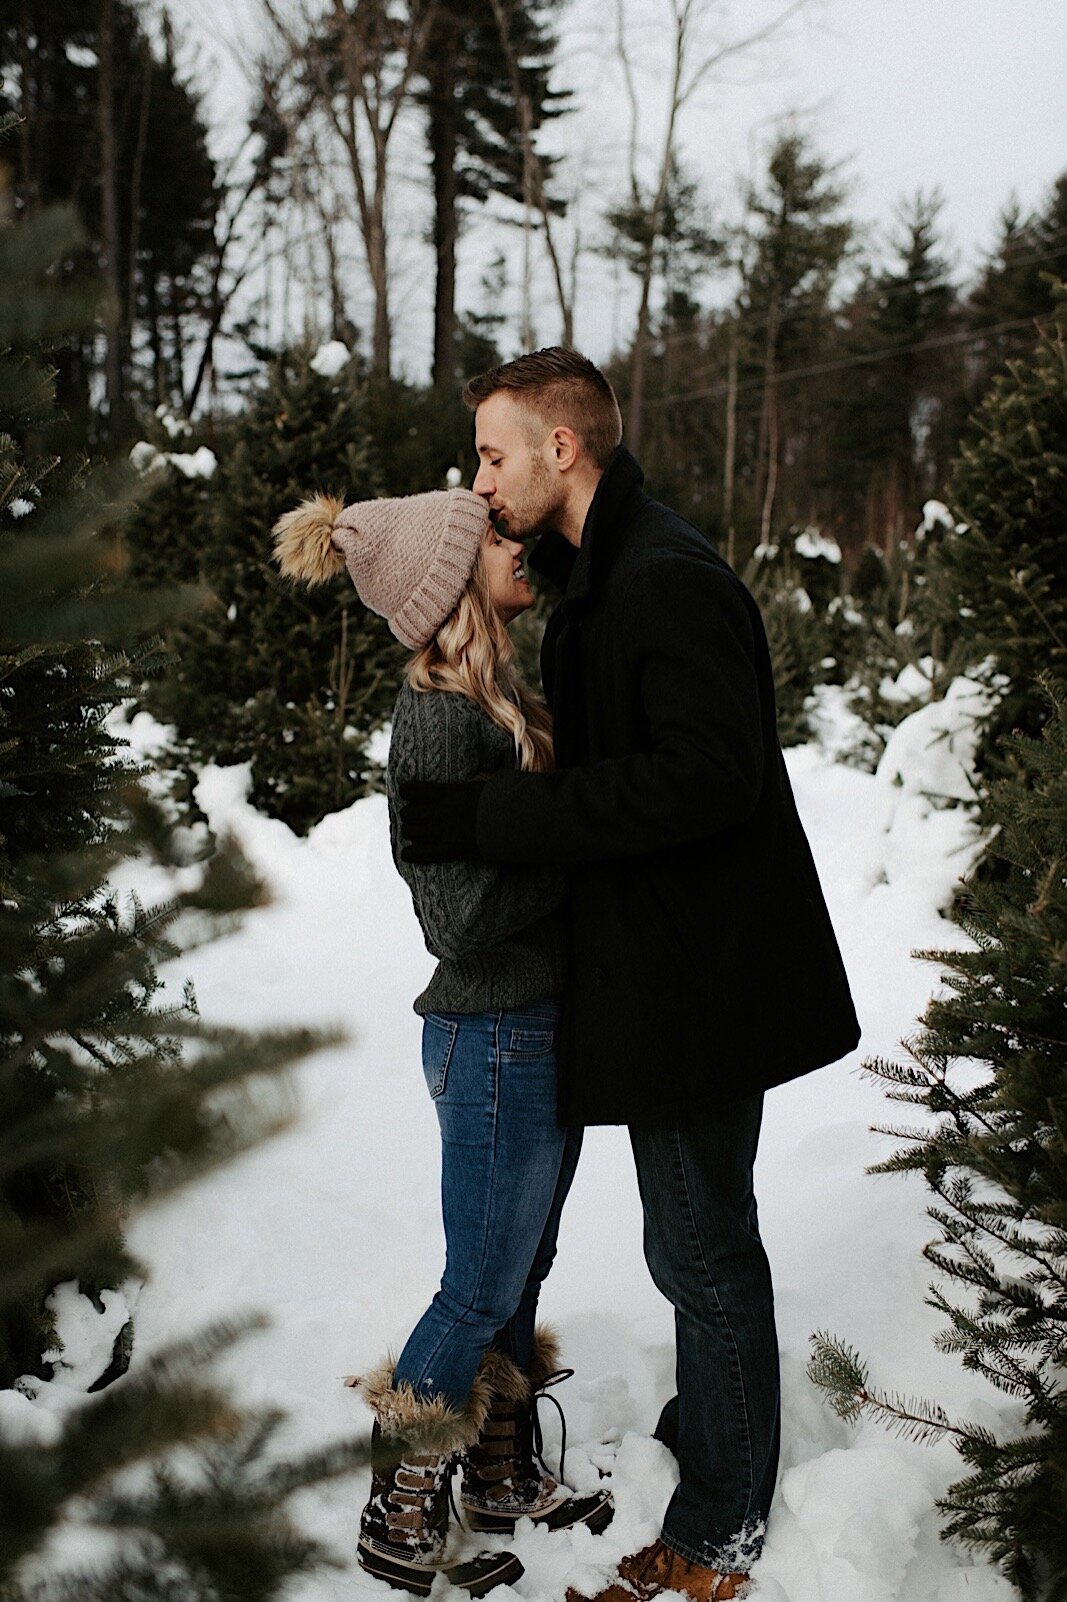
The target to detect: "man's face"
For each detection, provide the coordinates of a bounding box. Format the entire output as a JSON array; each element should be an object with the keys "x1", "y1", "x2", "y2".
[{"x1": 471, "y1": 391, "x2": 566, "y2": 541}]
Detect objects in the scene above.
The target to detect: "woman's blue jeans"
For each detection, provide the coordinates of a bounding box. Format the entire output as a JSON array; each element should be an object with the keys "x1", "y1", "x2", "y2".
[{"x1": 392, "y1": 999, "x2": 582, "y2": 1408}]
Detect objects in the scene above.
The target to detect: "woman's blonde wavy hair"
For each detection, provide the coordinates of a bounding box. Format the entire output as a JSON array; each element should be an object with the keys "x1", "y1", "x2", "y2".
[{"x1": 407, "y1": 550, "x2": 555, "y2": 773}]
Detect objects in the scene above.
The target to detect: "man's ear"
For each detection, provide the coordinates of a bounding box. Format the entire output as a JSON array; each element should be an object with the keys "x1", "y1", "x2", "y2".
[{"x1": 549, "y1": 426, "x2": 580, "y2": 472}]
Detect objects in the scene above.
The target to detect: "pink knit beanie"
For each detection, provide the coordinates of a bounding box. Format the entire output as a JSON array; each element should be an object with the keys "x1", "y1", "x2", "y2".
[{"x1": 271, "y1": 487, "x2": 489, "y2": 649}]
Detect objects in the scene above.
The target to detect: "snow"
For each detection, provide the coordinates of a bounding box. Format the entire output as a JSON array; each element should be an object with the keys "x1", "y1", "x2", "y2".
[
  {"x1": 878, "y1": 659, "x2": 934, "y2": 705},
  {"x1": 310, "y1": 340, "x2": 353, "y2": 377},
  {"x1": 129, "y1": 440, "x2": 165, "y2": 474},
  {"x1": 9, "y1": 496, "x2": 35, "y2": 518},
  {"x1": 39, "y1": 1282, "x2": 134, "y2": 1392},
  {"x1": 793, "y1": 528, "x2": 842, "y2": 565},
  {"x1": 129, "y1": 442, "x2": 218, "y2": 479},
  {"x1": 827, "y1": 594, "x2": 864, "y2": 627},
  {"x1": 64, "y1": 43, "x2": 98, "y2": 68},
  {"x1": 916, "y1": 500, "x2": 968, "y2": 538},
  {"x1": 155, "y1": 404, "x2": 192, "y2": 439},
  {"x1": 365, "y1": 721, "x2": 392, "y2": 767},
  {"x1": 167, "y1": 446, "x2": 218, "y2": 480},
  {"x1": 876, "y1": 674, "x2": 996, "y2": 806},
  {"x1": 446, "y1": 466, "x2": 464, "y2": 487},
  {"x1": 16, "y1": 683, "x2": 1020, "y2": 1601},
  {"x1": 129, "y1": 442, "x2": 217, "y2": 477}
]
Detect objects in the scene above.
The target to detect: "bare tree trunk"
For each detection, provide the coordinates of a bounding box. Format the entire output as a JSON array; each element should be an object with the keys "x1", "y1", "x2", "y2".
[
  {"x1": 519, "y1": 94, "x2": 535, "y2": 349},
  {"x1": 617, "y1": 0, "x2": 808, "y2": 453},
  {"x1": 427, "y1": 25, "x2": 459, "y2": 389},
  {"x1": 628, "y1": 276, "x2": 654, "y2": 455},
  {"x1": 489, "y1": 0, "x2": 573, "y2": 346},
  {"x1": 723, "y1": 320, "x2": 738, "y2": 566},
  {"x1": 170, "y1": 273, "x2": 186, "y2": 407},
  {"x1": 98, "y1": 0, "x2": 125, "y2": 438},
  {"x1": 127, "y1": 37, "x2": 152, "y2": 382},
  {"x1": 262, "y1": 0, "x2": 438, "y2": 380},
  {"x1": 368, "y1": 159, "x2": 391, "y2": 375},
  {"x1": 759, "y1": 290, "x2": 780, "y2": 544},
  {"x1": 16, "y1": 10, "x2": 35, "y2": 205},
  {"x1": 624, "y1": 4, "x2": 683, "y2": 456}
]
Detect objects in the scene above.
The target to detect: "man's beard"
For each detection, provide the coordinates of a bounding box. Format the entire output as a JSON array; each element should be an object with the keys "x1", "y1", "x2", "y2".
[{"x1": 497, "y1": 453, "x2": 564, "y2": 541}]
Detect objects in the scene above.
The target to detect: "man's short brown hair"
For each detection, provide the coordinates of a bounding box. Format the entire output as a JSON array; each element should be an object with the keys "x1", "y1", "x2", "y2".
[{"x1": 463, "y1": 347, "x2": 623, "y2": 469}]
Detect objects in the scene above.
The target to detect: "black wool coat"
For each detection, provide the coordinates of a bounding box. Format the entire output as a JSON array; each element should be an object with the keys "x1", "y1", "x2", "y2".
[{"x1": 475, "y1": 445, "x2": 860, "y2": 1126}]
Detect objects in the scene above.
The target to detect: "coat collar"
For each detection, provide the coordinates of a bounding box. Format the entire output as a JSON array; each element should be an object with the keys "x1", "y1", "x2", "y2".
[{"x1": 527, "y1": 445, "x2": 646, "y2": 607}]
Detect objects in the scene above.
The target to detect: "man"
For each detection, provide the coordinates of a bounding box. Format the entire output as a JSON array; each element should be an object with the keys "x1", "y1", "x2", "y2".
[{"x1": 400, "y1": 348, "x2": 860, "y2": 1602}]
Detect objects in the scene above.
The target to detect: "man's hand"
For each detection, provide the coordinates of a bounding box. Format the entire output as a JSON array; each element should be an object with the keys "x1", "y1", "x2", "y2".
[{"x1": 399, "y1": 778, "x2": 485, "y2": 863}]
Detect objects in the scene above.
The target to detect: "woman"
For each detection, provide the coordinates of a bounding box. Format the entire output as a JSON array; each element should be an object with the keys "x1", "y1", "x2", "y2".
[{"x1": 272, "y1": 486, "x2": 612, "y2": 1597}]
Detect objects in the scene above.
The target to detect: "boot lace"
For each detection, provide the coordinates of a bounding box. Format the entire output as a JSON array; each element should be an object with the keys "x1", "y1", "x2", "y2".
[{"x1": 529, "y1": 1366, "x2": 574, "y2": 1482}]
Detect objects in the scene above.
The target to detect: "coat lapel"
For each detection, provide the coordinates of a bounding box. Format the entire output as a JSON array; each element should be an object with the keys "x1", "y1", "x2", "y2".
[
  {"x1": 537, "y1": 446, "x2": 647, "y2": 763},
  {"x1": 561, "y1": 445, "x2": 646, "y2": 610}
]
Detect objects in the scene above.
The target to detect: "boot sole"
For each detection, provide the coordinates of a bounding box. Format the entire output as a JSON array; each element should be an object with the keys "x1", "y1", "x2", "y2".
[
  {"x1": 357, "y1": 1540, "x2": 524, "y2": 1596},
  {"x1": 463, "y1": 1495, "x2": 615, "y2": 1536}
]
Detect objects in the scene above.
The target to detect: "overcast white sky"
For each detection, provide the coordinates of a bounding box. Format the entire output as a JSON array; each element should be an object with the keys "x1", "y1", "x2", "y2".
[{"x1": 167, "y1": 0, "x2": 1067, "y2": 380}]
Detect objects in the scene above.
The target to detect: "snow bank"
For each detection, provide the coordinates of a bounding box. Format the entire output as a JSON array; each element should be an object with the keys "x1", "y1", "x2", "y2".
[{"x1": 16, "y1": 687, "x2": 1020, "y2": 1600}]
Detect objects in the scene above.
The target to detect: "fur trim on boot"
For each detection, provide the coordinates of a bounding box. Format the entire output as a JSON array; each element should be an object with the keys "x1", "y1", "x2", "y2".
[
  {"x1": 528, "y1": 1323, "x2": 561, "y2": 1389},
  {"x1": 271, "y1": 493, "x2": 346, "y2": 587},
  {"x1": 346, "y1": 1345, "x2": 530, "y2": 1457}
]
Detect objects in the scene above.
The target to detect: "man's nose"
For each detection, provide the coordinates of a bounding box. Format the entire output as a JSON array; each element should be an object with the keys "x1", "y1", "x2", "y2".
[{"x1": 471, "y1": 462, "x2": 492, "y2": 497}]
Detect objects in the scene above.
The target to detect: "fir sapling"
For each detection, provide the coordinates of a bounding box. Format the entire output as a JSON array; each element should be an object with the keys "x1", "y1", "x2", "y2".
[
  {"x1": 808, "y1": 677, "x2": 1067, "y2": 1601},
  {"x1": 1, "y1": 195, "x2": 368, "y2": 1602}
]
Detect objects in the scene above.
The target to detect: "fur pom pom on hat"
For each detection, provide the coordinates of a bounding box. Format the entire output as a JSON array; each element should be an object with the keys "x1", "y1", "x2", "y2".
[{"x1": 271, "y1": 487, "x2": 489, "y2": 650}]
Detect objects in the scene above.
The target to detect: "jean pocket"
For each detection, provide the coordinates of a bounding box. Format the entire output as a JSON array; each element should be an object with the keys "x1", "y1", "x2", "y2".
[
  {"x1": 506, "y1": 1026, "x2": 556, "y2": 1056},
  {"x1": 422, "y1": 1015, "x2": 459, "y2": 1098}
]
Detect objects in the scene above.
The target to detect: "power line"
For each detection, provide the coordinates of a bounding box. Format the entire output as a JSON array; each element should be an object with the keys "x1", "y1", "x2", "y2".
[{"x1": 646, "y1": 315, "x2": 1044, "y2": 407}]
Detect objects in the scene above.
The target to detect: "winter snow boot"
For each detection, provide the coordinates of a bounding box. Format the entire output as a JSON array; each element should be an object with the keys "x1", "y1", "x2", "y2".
[
  {"x1": 349, "y1": 1359, "x2": 524, "y2": 1596},
  {"x1": 564, "y1": 1538, "x2": 750, "y2": 1602},
  {"x1": 460, "y1": 1327, "x2": 614, "y2": 1535}
]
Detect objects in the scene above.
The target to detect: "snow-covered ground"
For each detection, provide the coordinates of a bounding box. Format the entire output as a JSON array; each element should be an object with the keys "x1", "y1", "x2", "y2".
[{"x1": 25, "y1": 682, "x2": 1021, "y2": 1601}]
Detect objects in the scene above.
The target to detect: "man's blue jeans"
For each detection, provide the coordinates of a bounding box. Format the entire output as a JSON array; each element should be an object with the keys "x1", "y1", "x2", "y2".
[
  {"x1": 630, "y1": 1094, "x2": 781, "y2": 1575},
  {"x1": 393, "y1": 999, "x2": 582, "y2": 1408}
]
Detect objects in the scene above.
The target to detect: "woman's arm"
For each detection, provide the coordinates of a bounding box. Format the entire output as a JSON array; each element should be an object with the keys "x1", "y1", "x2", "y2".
[{"x1": 388, "y1": 688, "x2": 565, "y2": 960}]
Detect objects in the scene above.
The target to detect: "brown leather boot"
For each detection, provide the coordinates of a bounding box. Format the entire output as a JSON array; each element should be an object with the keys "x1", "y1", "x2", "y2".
[{"x1": 564, "y1": 1538, "x2": 749, "y2": 1602}]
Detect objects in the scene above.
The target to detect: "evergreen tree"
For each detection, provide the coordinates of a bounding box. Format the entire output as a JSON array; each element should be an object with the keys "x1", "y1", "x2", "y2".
[
  {"x1": 736, "y1": 128, "x2": 853, "y2": 549},
  {"x1": 417, "y1": 0, "x2": 567, "y2": 389},
  {"x1": 0, "y1": 1, "x2": 219, "y2": 439},
  {"x1": 926, "y1": 279, "x2": 1067, "y2": 756},
  {"x1": 808, "y1": 678, "x2": 1067, "y2": 1600},
  {"x1": 131, "y1": 350, "x2": 405, "y2": 835},
  {"x1": 967, "y1": 172, "x2": 1067, "y2": 395},
  {"x1": 740, "y1": 528, "x2": 842, "y2": 747},
  {"x1": 831, "y1": 191, "x2": 960, "y2": 549},
  {"x1": 603, "y1": 167, "x2": 725, "y2": 538},
  {"x1": 1, "y1": 194, "x2": 365, "y2": 1598}
]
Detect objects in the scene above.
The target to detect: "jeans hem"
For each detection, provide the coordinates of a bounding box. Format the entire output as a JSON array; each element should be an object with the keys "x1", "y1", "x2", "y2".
[{"x1": 659, "y1": 1515, "x2": 766, "y2": 1575}]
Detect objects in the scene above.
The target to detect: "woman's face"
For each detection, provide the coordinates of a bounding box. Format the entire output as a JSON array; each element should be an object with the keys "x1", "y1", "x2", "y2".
[{"x1": 482, "y1": 526, "x2": 534, "y2": 624}]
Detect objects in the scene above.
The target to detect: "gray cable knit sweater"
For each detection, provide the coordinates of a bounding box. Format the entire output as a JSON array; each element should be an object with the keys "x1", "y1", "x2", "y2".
[{"x1": 386, "y1": 680, "x2": 567, "y2": 1016}]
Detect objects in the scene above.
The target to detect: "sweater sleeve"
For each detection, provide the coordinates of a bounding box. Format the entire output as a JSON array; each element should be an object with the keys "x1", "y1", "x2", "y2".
[
  {"x1": 474, "y1": 557, "x2": 764, "y2": 865},
  {"x1": 388, "y1": 688, "x2": 565, "y2": 960}
]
